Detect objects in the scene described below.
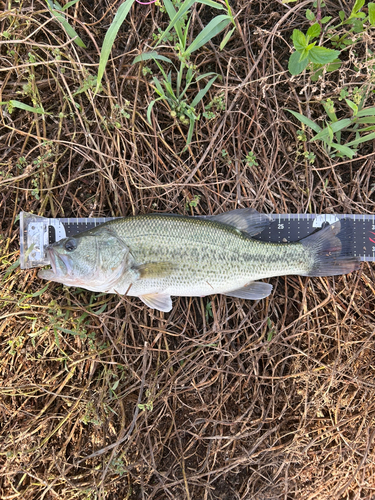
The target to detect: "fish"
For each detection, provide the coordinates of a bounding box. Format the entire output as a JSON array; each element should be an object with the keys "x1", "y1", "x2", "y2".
[{"x1": 38, "y1": 208, "x2": 361, "y2": 312}]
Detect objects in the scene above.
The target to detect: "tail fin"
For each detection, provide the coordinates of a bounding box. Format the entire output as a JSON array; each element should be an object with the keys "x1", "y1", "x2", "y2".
[{"x1": 300, "y1": 220, "x2": 361, "y2": 277}]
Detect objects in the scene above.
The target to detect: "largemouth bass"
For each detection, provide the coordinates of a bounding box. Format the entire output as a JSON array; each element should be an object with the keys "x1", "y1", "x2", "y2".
[{"x1": 38, "y1": 208, "x2": 360, "y2": 312}]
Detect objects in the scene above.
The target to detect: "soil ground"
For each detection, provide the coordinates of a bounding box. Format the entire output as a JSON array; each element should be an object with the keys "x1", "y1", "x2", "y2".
[{"x1": 1, "y1": 0, "x2": 375, "y2": 499}]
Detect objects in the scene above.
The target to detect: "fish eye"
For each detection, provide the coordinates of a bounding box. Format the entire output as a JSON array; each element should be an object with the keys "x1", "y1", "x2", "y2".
[{"x1": 64, "y1": 238, "x2": 77, "y2": 252}]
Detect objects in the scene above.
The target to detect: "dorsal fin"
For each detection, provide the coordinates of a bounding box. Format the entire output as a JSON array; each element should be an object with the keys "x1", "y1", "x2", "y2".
[{"x1": 197, "y1": 208, "x2": 272, "y2": 236}]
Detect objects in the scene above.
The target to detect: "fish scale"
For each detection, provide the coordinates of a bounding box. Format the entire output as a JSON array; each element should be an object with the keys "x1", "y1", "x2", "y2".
[
  {"x1": 103, "y1": 215, "x2": 307, "y2": 296},
  {"x1": 20, "y1": 209, "x2": 362, "y2": 312}
]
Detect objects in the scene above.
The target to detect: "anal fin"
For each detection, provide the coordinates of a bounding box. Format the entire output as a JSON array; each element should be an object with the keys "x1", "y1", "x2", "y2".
[
  {"x1": 140, "y1": 292, "x2": 173, "y2": 312},
  {"x1": 224, "y1": 281, "x2": 273, "y2": 300}
]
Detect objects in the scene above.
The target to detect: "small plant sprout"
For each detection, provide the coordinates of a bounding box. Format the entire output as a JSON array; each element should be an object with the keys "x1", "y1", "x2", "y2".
[
  {"x1": 185, "y1": 194, "x2": 201, "y2": 211},
  {"x1": 205, "y1": 301, "x2": 213, "y2": 322},
  {"x1": 288, "y1": 22, "x2": 340, "y2": 76},
  {"x1": 244, "y1": 151, "x2": 258, "y2": 167},
  {"x1": 138, "y1": 389, "x2": 154, "y2": 411},
  {"x1": 133, "y1": 0, "x2": 235, "y2": 144}
]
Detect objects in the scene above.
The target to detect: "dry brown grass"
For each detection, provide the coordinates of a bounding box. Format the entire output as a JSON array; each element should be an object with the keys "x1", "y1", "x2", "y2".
[{"x1": 1, "y1": 0, "x2": 375, "y2": 498}]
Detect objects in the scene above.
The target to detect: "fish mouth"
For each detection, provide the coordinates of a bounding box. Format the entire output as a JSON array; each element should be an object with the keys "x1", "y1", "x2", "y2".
[{"x1": 42, "y1": 246, "x2": 74, "y2": 278}]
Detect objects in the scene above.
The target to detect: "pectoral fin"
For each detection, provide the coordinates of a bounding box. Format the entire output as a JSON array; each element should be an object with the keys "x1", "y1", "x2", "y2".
[
  {"x1": 140, "y1": 292, "x2": 173, "y2": 312},
  {"x1": 224, "y1": 281, "x2": 273, "y2": 300},
  {"x1": 135, "y1": 262, "x2": 175, "y2": 279}
]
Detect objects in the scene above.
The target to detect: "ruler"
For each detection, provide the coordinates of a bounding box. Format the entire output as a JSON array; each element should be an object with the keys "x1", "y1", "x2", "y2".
[{"x1": 19, "y1": 211, "x2": 375, "y2": 269}]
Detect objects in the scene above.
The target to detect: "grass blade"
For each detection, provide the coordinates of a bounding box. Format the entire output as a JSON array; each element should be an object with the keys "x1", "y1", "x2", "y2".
[
  {"x1": 357, "y1": 107, "x2": 375, "y2": 117},
  {"x1": 61, "y1": 0, "x2": 81, "y2": 11},
  {"x1": 186, "y1": 116, "x2": 195, "y2": 145},
  {"x1": 0, "y1": 100, "x2": 49, "y2": 115},
  {"x1": 287, "y1": 109, "x2": 322, "y2": 133},
  {"x1": 313, "y1": 118, "x2": 351, "y2": 141},
  {"x1": 330, "y1": 142, "x2": 356, "y2": 158},
  {"x1": 133, "y1": 51, "x2": 173, "y2": 65},
  {"x1": 96, "y1": 0, "x2": 135, "y2": 92},
  {"x1": 152, "y1": 77, "x2": 166, "y2": 98},
  {"x1": 356, "y1": 116, "x2": 375, "y2": 124},
  {"x1": 345, "y1": 131, "x2": 375, "y2": 147},
  {"x1": 191, "y1": 76, "x2": 217, "y2": 108},
  {"x1": 162, "y1": 0, "x2": 183, "y2": 43},
  {"x1": 186, "y1": 15, "x2": 231, "y2": 55},
  {"x1": 46, "y1": 0, "x2": 86, "y2": 48},
  {"x1": 195, "y1": 71, "x2": 217, "y2": 82},
  {"x1": 220, "y1": 26, "x2": 236, "y2": 50},
  {"x1": 147, "y1": 98, "x2": 162, "y2": 123},
  {"x1": 156, "y1": 0, "x2": 196, "y2": 47}
]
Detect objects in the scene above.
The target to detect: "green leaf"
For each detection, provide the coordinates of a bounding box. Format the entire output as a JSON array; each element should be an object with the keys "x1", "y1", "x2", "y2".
[
  {"x1": 31, "y1": 284, "x2": 50, "y2": 297},
  {"x1": 195, "y1": 72, "x2": 217, "y2": 82},
  {"x1": 155, "y1": 0, "x2": 197, "y2": 48},
  {"x1": 0, "y1": 100, "x2": 49, "y2": 114},
  {"x1": 4, "y1": 259, "x2": 20, "y2": 279},
  {"x1": 133, "y1": 51, "x2": 173, "y2": 65},
  {"x1": 198, "y1": 0, "x2": 225, "y2": 9},
  {"x1": 96, "y1": 0, "x2": 135, "y2": 92},
  {"x1": 51, "y1": 10, "x2": 86, "y2": 47},
  {"x1": 356, "y1": 116, "x2": 375, "y2": 124},
  {"x1": 152, "y1": 77, "x2": 166, "y2": 98},
  {"x1": 345, "y1": 131, "x2": 375, "y2": 147},
  {"x1": 330, "y1": 143, "x2": 356, "y2": 158},
  {"x1": 327, "y1": 123, "x2": 334, "y2": 142},
  {"x1": 356, "y1": 107, "x2": 375, "y2": 117},
  {"x1": 299, "y1": 47, "x2": 312, "y2": 61},
  {"x1": 220, "y1": 26, "x2": 236, "y2": 50},
  {"x1": 369, "y1": 3, "x2": 375, "y2": 25},
  {"x1": 185, "y1": 15, "x2": 231, "y2": 55},
  {"x1": 191, "y1": 75, "x2": 217, "y2": 107},
  {"x1": 292, "y1": 29, "x2": 307, "y2": 50},
  {"x1": 351, "y1": 0, "x2": 365, "y2": 14},
  {"x1": 307, "y1": 23, "x2": 321, "y2": 39},
  {"x1": 287, "y1": 109, "x2": 322, "y2": 133},
  {"x1": 339, "y1": 10, "x2": 345, "y2": 22},
  {"x1": 162, "y1": 0, "x2": 183, "y2": 44},
  {"x1": 46, "y1": 0, "x2": 86, "y2": 48},
  {"x1": 345, "y1": 98, "x2": 358, "y2": 115},
  {"x1": 328, "y1": 118, "x2": 352, "y2": 133},
  {"x1": 288, "y1": 51, "x2": 309, "y2": 75},
  {"x1": 186, "y1": 116, "x2": 195, "y2": 145},
  {"x1": 312, "y1": 118, "x2": 351, "y2": 141},
  {"x1": 308, "y1": 46, "x2": 340, "y2": 64},
  {"x1": 61, "y1": 0, "x2": 80, "y2": 11},
  {"x1": 321, "y1": 16, "x2": 332, "y2": 24},
  {"x1": 146, "y1": 98, "x2": 161, "y2": 123},
  {"x1": 349, "y1": 125, "x2": 375, "y2": 131},
  {"x1": 306, "y1": 9, "x2": 315, "y2": 21}
]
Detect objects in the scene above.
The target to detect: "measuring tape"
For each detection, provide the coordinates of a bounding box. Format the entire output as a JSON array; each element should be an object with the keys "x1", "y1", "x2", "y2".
[{"x1": 19, "y1": 211, "x2": 375, "y2": 269}]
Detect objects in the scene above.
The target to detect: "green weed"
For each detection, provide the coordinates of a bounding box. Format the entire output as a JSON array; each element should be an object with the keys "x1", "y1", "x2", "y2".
[
  {"x1": 133, "y1": 0, "x2": 234, "y2": 144},
  {"x1": 244, "y1": 151, "x2": 258, "y2": 167},
  {"x1": 288, "y1": 0, "x2": 375, "y2": 78},
  {"x1": 45, "y1": 0, "x2": 86, "y2": 48},
  {"x1": 288, "y1": 89, "x2": 375, "y2": 159}
]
